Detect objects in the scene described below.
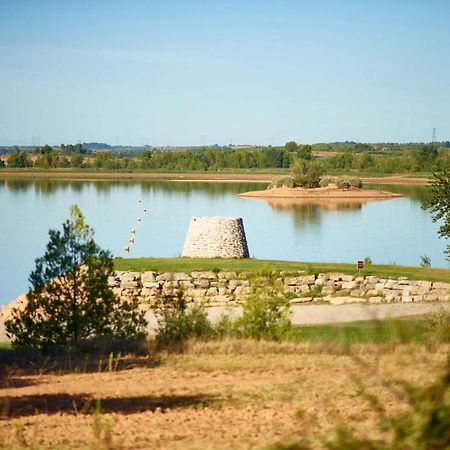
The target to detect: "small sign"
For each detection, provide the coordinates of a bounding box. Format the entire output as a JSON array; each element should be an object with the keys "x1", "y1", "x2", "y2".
[{"x1": 357, "y1": 260, "x2": 364, "y2": 269}]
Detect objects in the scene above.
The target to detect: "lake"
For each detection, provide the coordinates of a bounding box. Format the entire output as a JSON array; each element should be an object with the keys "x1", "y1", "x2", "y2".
[{"x1": 0, "y1": 178, "x2": 448, "y2": 305}]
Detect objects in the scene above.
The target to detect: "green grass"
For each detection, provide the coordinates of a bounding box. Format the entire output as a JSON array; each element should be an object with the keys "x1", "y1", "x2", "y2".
[
  {"x1": 0, "y1": 320, "x2": 427, "y2": 350},
  {"x1": 288, "y1": 319, "x2": 427, "y2": 344},
  {"x1": 113, "y1": 257, "x2": 450, "y2": 283}
]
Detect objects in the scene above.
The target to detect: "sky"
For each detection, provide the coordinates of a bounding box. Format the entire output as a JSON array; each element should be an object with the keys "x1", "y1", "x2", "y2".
[{"x1": 1, "y1": 0, "x2": 449, "y2": 146}]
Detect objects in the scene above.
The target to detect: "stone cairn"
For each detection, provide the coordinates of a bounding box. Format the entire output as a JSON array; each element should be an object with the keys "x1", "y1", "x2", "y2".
[{"x1": 181, "y1": 217, "x2": 249, "y2": 258}]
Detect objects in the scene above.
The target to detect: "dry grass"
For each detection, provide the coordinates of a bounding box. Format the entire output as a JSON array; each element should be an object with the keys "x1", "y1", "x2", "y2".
[{"x1": 0, "y1": 340, "x2": 448, "y2": 449}]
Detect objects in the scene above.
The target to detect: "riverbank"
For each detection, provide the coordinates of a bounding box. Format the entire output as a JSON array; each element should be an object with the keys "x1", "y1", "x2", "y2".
[{"x1": 0, "y1": 170, "x2": 432, "y2": 185}]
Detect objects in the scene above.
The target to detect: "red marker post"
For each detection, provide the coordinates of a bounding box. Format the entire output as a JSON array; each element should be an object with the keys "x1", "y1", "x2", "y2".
[{"x1": 357, "y1": 260, "x2": 364, "y2": 274}]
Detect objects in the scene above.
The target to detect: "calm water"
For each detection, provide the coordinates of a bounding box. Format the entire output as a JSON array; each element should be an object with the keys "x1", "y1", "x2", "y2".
[{"x1": 0, "y1": 178, "x2": 448, "y2": 305}]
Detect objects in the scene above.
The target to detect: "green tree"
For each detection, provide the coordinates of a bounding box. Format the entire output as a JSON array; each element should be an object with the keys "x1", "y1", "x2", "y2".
[
  {"x1": 285, "y1": 141, "x2": 298, "y2": 152},
  {"x1": 5, "y1": 205, "x2": 147, "y2": 349},
  {"x1": 297, "y1": 144, "x2": 312, "y2": 160},
  {"x1": 291, "y1": 159, "x2": 324, "y2": 188},
  {"x1": 7, "y1": 151, "x2": 32, "y2": 168},
  {"x1": 425, "y1": 170, "x2": 450, "y2": 259}
]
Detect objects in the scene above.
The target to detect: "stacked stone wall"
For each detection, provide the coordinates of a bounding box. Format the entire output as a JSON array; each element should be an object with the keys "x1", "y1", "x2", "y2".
[
  {"x1": 2, "y1": 271, "x2": 449, "y2": 324},
  {"x1": 108, "y1": 271, "x2": 450, "y2": 307}
]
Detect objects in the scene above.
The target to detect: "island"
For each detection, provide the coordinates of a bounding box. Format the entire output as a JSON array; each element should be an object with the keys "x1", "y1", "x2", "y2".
[{"x1": 238, "y1": 183, "x2": 403, "y2": 201}]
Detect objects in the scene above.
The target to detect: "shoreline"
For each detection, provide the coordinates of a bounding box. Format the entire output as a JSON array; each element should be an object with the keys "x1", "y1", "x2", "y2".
[
  {"x1": 0, "y1": 171, "x2": 432, "y2": 185},
  {"x1": 238, "y1": 185, "x2": 403, "y2": 200}
]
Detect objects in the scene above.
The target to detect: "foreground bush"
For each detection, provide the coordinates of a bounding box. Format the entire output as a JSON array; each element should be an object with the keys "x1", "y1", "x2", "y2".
[
  {"x1": 153, "y1": 290, "x2": 293, "y2": 351},
  {"x1": 233, "y1": 296, "x2": 292, "y2": 340},
  {"x1": 324, "y1": 354, "x2": 450, "y2": 450},
  {"x1": 426, "y1": 308, "x2": 450, "y2": 343},
  {"x1": 153, "y1": 293, "x2": 215, "y2": 351}
]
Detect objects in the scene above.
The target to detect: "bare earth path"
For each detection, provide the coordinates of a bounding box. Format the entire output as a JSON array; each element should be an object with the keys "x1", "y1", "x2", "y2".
[{"x1": 2, "y1": 302, "x2": 448, "y2": 342}]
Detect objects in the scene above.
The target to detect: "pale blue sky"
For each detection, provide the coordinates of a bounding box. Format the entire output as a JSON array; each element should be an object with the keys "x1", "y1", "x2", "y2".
[{"x1": 1, "y1": 0, "x2": 449, "y2": 146}]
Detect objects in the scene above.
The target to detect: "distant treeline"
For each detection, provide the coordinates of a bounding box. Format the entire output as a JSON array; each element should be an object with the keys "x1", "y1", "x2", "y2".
[{"x1": 1, "y1": 141, "x2": 449, "y2": 174}]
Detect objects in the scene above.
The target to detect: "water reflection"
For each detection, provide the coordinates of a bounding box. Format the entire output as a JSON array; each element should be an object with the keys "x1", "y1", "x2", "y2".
[
  {"x1": 2, "y1": 179, "x2": 31, "y2": 193},
  {"x1": 244, "y1": 197, "x2": 371, "y2": 228},
  {"x1": 367, "y1": 184, "x2": 430, "y2": 206},
  {"x1": 0, "y1": 178, "x2": 268, "y2": 197},
  {"x1": 263, "y1": 197, "x2": 367, "y2": 211},
  {"x1": 140, "y1": 180, "x2": 267, "y2": 197}
]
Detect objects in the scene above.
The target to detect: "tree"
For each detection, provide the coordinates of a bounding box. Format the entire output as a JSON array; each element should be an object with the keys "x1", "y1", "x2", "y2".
[
  {"x1": 285, "y1": 141, "x2": 298, "y2": 153},
  {"x1": 291, "y1": 159, "x2": 324, "y2": 188},
  {"x1": 5, "y1": 205, "x2": 147, "y2": 349},
  {"x1": 7, "y1": 151, "x2": 32, "y2": 168},
  {"x1": 296, "y1": 144, "x2": 312, "y2": 160},
  {"x1": 426, "y1": 170, "x2": 450, "y2": 259}
]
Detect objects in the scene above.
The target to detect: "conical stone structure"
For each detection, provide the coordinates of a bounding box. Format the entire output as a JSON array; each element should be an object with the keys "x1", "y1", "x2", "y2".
[{"x1": 181, "y1": 217, "x2": 249, "y2": 258}]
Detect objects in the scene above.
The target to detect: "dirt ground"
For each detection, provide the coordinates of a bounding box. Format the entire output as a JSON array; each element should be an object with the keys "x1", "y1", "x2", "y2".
[{"x1": 0, "y1": 341, "x2": 448, "y2": 449}]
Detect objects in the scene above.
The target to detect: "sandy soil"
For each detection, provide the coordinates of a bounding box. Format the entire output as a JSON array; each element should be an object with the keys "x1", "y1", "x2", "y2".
[
  {"x1": 238, "y1": 184, "x2": 403, "y2": 200},
  {"x1": 0, "y1": 171, "x2": 432, "y2": 184},
  {"x1": 0, "y1": 342, "x2": 448, "y2": 449}
]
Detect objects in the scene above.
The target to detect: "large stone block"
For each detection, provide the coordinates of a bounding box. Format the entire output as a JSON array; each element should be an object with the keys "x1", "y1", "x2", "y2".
[
  {"x1": 191, "y1": 271, "x2": 217, "y2": 280},
  {"x1": 141, "y1": 271, "x2": 157, "y2": 283}
]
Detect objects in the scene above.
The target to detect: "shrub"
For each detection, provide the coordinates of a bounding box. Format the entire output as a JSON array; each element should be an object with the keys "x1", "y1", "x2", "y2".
[
  {"x1": 291, "y1": 160, "x2": 324, "y2": 188},
  {"x1": 233, "y1": 295, "x2": 292, "y2": 341},
  {"x1": 426, "y1": 308, "x2": 450, "y2": 342},
  {"x1": 326, "y1": 355, "x2": 450, "y2": 450},
  {"x1": 153, "y1": 293, "x2": 214, "y2": 351},
  {"x1": 319, "y1": 176, "x2": 337, "y2": 187},
  {"x1": 335, "y1": 176, "x2": 363, "y2": 189},
  {"x1": 267, "y1": 176, "x2": 296, "y2": 189}
]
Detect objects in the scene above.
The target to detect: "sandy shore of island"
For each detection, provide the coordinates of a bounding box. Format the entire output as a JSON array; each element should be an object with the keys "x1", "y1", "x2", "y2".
[{"x1": 238, "y1": 184, "x2": 403, "y2": 200}]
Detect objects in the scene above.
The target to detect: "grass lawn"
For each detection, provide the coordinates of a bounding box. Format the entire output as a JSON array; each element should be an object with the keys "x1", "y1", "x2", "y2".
[
  {"x1": 0, "y1": 319, "x2": 429, "y2": 351},
  {"x1": 289, "y1": 319, "x2": 427, "y2": 344},
  {"x1": 113, "y1": 257, "x2": 450, "y2": 283}
]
